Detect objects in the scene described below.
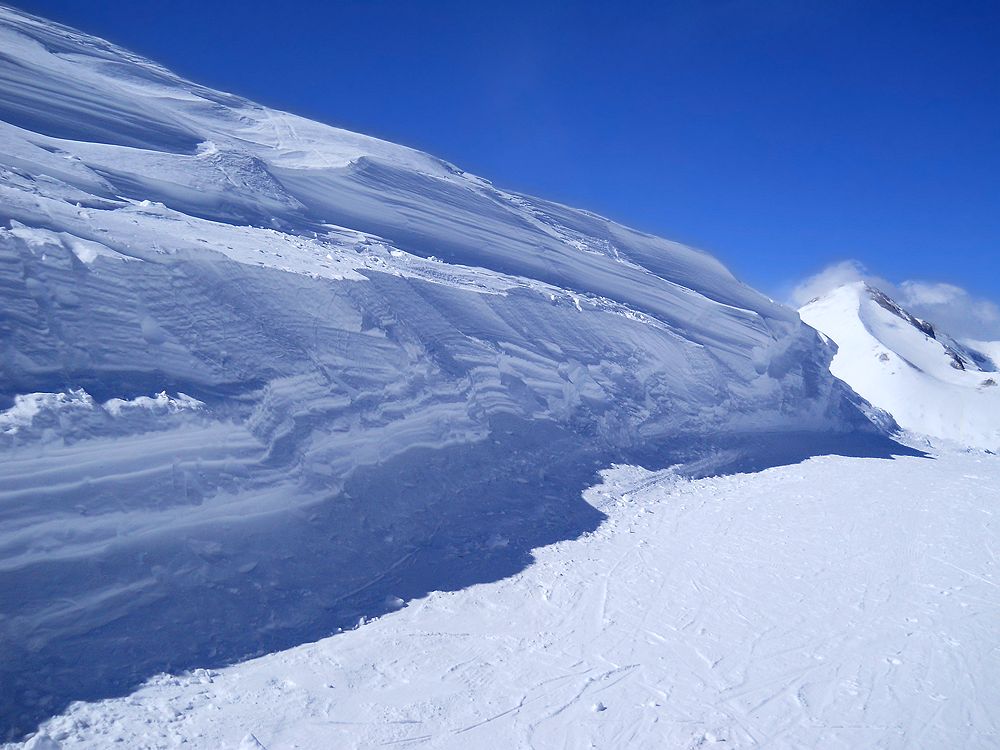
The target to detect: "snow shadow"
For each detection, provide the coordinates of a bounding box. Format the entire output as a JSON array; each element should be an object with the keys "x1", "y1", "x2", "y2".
[
  {"x1": 0, "y1": 418, "x2": 922, "y2": 740},
  {"x1": 627, "y1": 429, "x2": 928, "y2": 480}
]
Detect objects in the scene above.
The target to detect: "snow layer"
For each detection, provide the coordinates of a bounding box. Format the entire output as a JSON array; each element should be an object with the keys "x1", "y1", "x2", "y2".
[
  {"x1": 0, "y1": 4, "x2": 893, "y2": 739},
  {"x1": 11, "y1": 449, "x2": 999, "y2": 750},
  {"x1": 800, "y1": 282, "x2": 1000, "y2": 451}
]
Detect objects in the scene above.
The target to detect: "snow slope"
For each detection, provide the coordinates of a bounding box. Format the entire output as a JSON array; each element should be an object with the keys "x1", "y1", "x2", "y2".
[
  {"x1": 800, "y1": 282, "x2": 1000, "y2": 451},
  {"x1": 13, "y1": 448, "x2": 999, "y2": 750},
  {"x1": 965, "y1": 339, "x2": 1000, "y2": 371},
  {"x1": 0, "y1": 4, "x2": 895, "y2": 739}
]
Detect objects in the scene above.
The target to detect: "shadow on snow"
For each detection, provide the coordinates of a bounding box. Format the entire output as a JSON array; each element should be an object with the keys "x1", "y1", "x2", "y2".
[{"x1": 0, "y1": 415, "x2": 924, "y2": 740}]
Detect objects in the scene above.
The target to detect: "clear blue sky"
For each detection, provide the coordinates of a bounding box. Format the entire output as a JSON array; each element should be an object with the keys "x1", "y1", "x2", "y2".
[{"x1": 13, "y1": 0, "x2": 1000, "y2": 301}]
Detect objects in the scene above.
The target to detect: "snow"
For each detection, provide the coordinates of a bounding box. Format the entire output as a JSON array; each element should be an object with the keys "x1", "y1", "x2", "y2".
[
  {"x1": 965, "y1": 339, "x2": 1000, "y2": 370},
  {"x1": 1, "y1": 3, "x2": 994, "y2": 746},
  {"x1": 102, "y1": 391, "x2": 203, "y2": 417},
  {"x1": 0, "y1": 389, "x2": 203, "y2": 432},
  {"x1": 11, "y1": 448, "x2": 998, "y2": 749},
  {"x1": 0, "y1": 390, "x2": 94, "y2": 434},
  {"x1": 800, "y1": 282, "x2": 1000, "y2": 451}
]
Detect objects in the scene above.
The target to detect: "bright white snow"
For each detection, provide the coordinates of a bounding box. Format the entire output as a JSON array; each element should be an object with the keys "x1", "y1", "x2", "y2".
[
  {"x1": 800, "y1": 282, "x2": 1000, "y2": 451},
  {"x1": 11, "y1": 449, "x2": 998, "y2": 749}
]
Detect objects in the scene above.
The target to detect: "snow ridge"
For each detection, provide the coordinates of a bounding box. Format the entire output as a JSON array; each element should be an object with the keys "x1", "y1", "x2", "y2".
[{"x1": 800, "y1": 281, "x2": 1000, "y2": 451}]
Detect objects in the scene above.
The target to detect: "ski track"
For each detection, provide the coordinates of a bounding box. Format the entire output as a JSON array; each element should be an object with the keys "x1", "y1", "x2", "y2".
[{"x1": 17, "y1": 450, "x2": 999, "y2": 750}]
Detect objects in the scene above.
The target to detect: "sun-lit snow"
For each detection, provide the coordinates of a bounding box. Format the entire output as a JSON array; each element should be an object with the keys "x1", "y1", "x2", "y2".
[
  {"x1": 1, "y1": 4, "x2": 996, "y2": 748},
  {"x1": 14, "y1": 448, "x2": 999, "y2": 750},
  {"x1": 800, "y1": 282, "x2": 1000, "y2": 451}
]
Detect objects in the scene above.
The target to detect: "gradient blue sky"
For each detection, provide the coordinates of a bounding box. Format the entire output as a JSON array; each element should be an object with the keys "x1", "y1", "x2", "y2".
[{"x1": 14, "y1": 0, "x2": 1000, "y2": 304}]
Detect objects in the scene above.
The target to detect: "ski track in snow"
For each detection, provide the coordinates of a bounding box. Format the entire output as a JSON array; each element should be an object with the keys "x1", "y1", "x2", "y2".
[{"x1": 14, "y1": 450, "x2": 998, "y2": 750}]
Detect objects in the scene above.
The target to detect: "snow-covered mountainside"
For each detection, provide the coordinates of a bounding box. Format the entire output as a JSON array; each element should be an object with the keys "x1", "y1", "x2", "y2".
[
  {"x1": 0, "y1": 5, "x2": 897, "y2": 740},
  {"x1": 800, "y1": 282, "x2": 1000, "y2": 451}
]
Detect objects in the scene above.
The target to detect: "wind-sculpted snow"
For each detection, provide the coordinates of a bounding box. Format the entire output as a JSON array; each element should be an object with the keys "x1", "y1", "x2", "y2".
[{"x1": 0, "y1": 5, "x2": 902, "y2": 739}]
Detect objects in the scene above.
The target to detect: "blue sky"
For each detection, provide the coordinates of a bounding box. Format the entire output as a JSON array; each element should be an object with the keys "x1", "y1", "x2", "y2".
[{"x1": 15, "y1": 0, "x2": 1000, "y2": 308}]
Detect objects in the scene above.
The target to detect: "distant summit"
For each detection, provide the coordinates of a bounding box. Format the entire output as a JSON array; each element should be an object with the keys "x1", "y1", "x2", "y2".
[{"x1": 800, "y1": 281, "x2": 1000, "y2": 451}]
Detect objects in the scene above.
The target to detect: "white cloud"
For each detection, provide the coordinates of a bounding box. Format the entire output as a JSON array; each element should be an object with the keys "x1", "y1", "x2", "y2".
[
  {"x1": 789, "y1": 260, "x2": 890, "y2": 307},
  {"x1": 896, "y1": 281, "x2": 1000, "y2": 341},
  {"x1": 790, "y1": 261, "x2": 1000, "y2": 341},
  {"x1": 898, "y1": 281, "x2": 965, "y2": 306}
]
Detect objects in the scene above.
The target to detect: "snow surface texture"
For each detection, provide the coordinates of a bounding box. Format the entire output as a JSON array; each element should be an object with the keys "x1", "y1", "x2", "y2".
[
  {"x1": 0, "y1": 4, "x2": 913, "y2": 740},
  {"x1": 12, "y1": 449, "x2": 999, "y2": 749},
  {"x1": 800, "y1": 282, "x2": 1000, "y2": 452}
]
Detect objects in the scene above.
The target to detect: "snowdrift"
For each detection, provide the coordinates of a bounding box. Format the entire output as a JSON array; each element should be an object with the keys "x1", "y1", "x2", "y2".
[{"x1": 0, "y1": 6, "x2": 900, "y2": 738}]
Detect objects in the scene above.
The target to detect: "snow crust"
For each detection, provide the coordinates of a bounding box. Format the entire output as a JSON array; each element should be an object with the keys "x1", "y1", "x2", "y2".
[
  {"x1": 800, "y1": 282, "x2": 1000, "y2": 451},
  {"x1": 0, "y1": 388, "x2": 202, "y2": 434},
  {"x1": 11, "y1": 449, "x2": 998, "y2": 749}
]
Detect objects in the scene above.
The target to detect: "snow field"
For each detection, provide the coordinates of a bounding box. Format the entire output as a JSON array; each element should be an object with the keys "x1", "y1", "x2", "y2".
[{"x1": 15, "y1": 449, "x2": 998, "y2": 749}]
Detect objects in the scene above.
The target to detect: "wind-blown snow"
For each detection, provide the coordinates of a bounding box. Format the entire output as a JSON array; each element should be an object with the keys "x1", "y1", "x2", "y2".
[
  {"x1": 12, "y1": 448, "x2": 998, "y2": 750},
  {"x1": 0, "y1": 3, "x2": 909, "y2": 740},
  {"x1": 800, "y1": 282, "x2": 1000, "y2": 451}
]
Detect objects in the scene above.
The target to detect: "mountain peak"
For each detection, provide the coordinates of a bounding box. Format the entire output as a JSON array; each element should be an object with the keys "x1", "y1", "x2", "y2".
[{"x1": 800, "y1": 282, "x2": 1000, "y2": 450}]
